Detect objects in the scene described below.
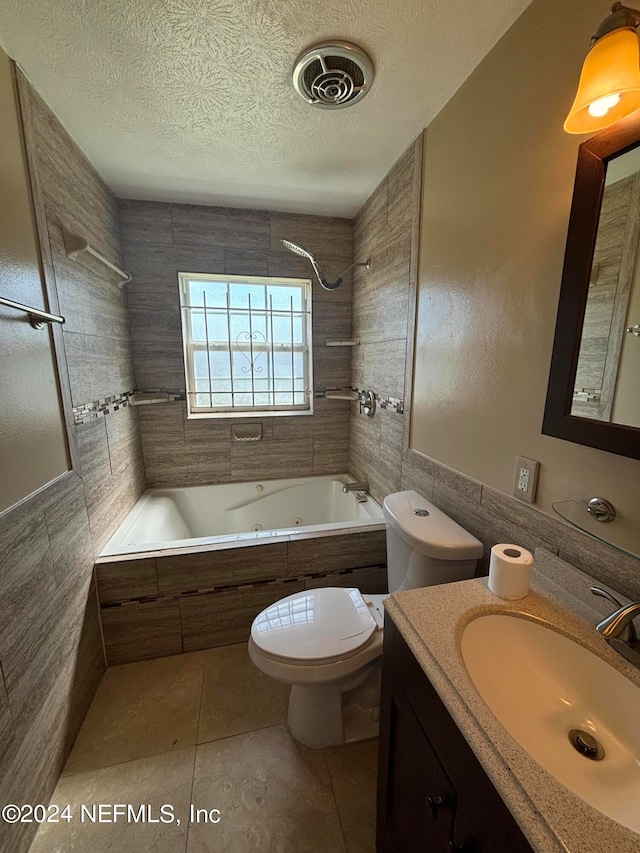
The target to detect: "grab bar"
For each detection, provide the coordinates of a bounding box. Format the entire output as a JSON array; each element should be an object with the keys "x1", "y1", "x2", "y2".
[
  {"x1": 63, "y1": 227, "x2": 132, "y2": 287},
  {"x1": 0, "y1": 295, "x2": 65, "y2": 329}
]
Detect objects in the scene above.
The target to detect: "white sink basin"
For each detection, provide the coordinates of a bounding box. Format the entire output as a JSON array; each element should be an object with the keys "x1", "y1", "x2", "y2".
[{"x1": 461, "y1": 614, "x2": 640, "y2": 833}]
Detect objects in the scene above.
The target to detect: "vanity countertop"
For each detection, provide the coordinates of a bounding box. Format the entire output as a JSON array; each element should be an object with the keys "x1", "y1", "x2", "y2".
[{"x1": 385, "y1": 548, "x2": 640, "y2": 853}]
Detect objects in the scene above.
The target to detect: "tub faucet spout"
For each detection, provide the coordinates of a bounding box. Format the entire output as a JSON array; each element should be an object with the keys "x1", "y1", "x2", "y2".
[{"x1": 342, "y1": 481, "x2": 369, "y2": 494}]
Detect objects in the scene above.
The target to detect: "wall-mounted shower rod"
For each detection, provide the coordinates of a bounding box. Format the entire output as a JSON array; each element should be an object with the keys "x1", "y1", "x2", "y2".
[{"x1": 0, "y1": 295, "x2": 65, "y2": 329}]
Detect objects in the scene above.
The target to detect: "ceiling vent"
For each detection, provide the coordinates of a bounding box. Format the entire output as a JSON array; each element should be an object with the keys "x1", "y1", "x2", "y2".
[{"x1": 292, "y1": 41, "x2": 374, "y2": 110}]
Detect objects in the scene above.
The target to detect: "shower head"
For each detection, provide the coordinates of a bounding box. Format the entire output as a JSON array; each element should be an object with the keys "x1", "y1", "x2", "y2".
[
  {"x1": 280, "y1": 239, "x2": 370, "y2": 291},
  {"x1": 281, "y1": 239, "x2": 313, "y2": 261}
]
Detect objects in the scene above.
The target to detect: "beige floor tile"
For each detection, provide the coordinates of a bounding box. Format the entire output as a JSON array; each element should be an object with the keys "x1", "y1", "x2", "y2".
[
  {"x1": 326, "y1": 739, "x2": 379, "y2": 853},
  {"x1": 197, "y1": 643, "x2": 290, "y2": 744},
  {"x1": 187, "y1": 725, "x2": 346, "y2": 852},
  {"x1": 30, "y1": 747, "x2": 194, "y2": 853},
  {"x1": 64, "y1": 651, "x2": 205, "y2": 775}
]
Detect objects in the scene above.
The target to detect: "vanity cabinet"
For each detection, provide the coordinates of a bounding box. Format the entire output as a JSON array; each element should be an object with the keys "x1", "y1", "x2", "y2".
[{"x1": 377, "y1": 615, "x2": 534, "y2": 853}]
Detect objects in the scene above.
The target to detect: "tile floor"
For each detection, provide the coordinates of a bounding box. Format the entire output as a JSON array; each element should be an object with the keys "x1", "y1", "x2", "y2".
[{"x1": 29, "y1": 643, "x2": 378, "y2": 852}]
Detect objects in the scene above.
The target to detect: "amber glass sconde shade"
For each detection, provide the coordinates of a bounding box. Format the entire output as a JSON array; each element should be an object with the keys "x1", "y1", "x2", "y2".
[{"x1": 565, "y1": 4, "x2": 640, "y2": 134}]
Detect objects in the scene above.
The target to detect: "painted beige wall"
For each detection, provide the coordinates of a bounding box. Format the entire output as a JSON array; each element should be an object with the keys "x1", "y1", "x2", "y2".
[
  {"x1": 411, "y1": 0, "x2": 640, "y2": 525},
  {"x1": 0, "y1": 49, "x2": 68, "y2": 511}
]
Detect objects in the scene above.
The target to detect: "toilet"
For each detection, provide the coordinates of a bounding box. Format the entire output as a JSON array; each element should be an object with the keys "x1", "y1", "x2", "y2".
[{"x1": 248, "y1": 489, "x2": 483, "y2": 748}]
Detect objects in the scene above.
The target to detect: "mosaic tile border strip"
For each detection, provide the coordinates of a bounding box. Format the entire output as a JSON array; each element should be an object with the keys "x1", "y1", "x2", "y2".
[
  {"x1": 75, "y1": 386, "x2": 402, "y2": 423},
  {"x1": 99, "y1": 564, "x2": 386, "y2": 609},
  {"x1": 319, "y1": 387, "x2": 404, "y2": 414},
  {"x1": 73, "y1": 391, "x2": 135, "y2": 425},
  {"x1": 73, "y1": 389, "x2": 187, "y2": 424}
]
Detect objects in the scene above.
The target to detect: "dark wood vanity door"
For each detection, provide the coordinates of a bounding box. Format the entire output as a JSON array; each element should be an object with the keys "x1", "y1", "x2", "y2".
[
  {"x1": 377, "y1": 615, "x2": 534, "y2": 853},
  {"x1": 381, "y1": 676, "x2": 455, "y2": 851}
]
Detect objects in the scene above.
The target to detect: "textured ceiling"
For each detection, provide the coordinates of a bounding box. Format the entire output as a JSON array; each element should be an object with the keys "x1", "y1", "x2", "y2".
[{"x1": 0, "y1": 0, "x2": 533, "y2": 216}]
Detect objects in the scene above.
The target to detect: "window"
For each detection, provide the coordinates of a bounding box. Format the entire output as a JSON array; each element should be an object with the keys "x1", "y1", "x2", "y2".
[{"x1": 179, "y1": 273, "x2": 313, "y2": 417}]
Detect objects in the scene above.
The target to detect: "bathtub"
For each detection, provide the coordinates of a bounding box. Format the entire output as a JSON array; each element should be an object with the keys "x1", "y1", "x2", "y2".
[{"x1": 100, "y1": 474, "x2": 384, "y2": 557}]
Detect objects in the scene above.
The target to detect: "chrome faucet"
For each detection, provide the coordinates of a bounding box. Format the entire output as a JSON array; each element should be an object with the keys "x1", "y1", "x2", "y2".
[
  {"x1": 591, "y1": 586, "x2": 640, "y2": 668},
  {"x1": 342, "y1": 481, "x2": 369, "y2": 494},
  {"x1": 342, "y1": 481, "x2": 369, "y2": 502}
]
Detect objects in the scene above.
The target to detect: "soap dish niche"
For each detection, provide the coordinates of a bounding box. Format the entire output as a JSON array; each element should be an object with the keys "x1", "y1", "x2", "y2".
[{"x1": 232, "y1": 424, "x2": 262, "y2": 442}]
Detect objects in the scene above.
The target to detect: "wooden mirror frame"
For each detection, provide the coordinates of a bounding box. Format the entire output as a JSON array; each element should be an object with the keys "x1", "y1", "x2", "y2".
[{"x1": 543, "y1": 113, "x2": 640, "y2": 460}]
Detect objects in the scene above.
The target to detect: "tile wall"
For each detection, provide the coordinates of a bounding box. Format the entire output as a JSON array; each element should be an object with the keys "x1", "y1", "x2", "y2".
[
  {"x1": 119, "y1": 201, "x2": 355, "y2": 486},
  {"x1": 351, "y1": 136, "x2": 640, "y2": 602},
  {"x1": 0, "y1": 472, "x2": 104, "y2": 853},
  {"x1": 349, "y1": 137, "x2": 423, "y2": 501},
  {"x1": 18, "y1": 77, "x2": 146, "y2": 556},
  {"x1": 0, "y1": 72, "x2": 148, "y2": 853},
  {"x1": 95, "y1": 530, "x2": 387, "y2": 664}
]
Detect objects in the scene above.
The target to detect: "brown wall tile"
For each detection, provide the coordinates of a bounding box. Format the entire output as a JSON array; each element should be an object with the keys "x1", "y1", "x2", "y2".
[
  {"x1": 96, "y1": 558, "x2": 158, "y2": 604},
  {"x1": 101, "y1": 600, "x2": 183, "y2": 665},
  {"x1": 304, "y1": 565, "x2": 387, "y2": 594},
  {"x1": 288, "y1": 530, "x2": 387, "y2": 576},
  {"x1": 179, "y1": 580, "x2": 305, "y2": 652},
  {"x1": 156, "y1": 542, "x2": 288, "y2": 595},
  {"x1": 121, "y1": 200, "x2": 354, "y2": 488}
]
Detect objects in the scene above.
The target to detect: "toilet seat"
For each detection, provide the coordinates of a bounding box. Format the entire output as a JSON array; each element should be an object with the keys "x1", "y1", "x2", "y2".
[{"x1": 251, "y1": 587, "x2": 377, "y2": 664}]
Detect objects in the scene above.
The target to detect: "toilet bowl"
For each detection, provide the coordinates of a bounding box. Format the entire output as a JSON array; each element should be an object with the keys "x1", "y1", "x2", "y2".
[{"x1": 249, "y1": 490, "x2": 483, "y2": 748}]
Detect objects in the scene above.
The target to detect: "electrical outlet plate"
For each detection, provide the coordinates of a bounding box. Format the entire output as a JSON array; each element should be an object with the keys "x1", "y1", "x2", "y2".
[{"x1": 514, "y1": 456, "x2": 539, "y2": 504}]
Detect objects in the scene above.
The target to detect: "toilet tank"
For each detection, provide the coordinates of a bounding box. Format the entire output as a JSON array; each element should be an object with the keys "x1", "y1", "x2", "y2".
[{"x1": 383, "y1": 490, "x2": 484, "y2": 592}]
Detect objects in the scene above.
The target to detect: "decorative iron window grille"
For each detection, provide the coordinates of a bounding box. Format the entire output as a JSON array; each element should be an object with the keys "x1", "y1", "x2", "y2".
[{"x1": 178, "y1": 273, "x2": 313, "y2": 417}]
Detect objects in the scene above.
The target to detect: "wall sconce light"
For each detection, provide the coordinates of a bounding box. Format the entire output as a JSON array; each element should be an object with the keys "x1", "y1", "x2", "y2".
[{"x1": 565, "y1": 2, "x2": 640, "y2": 133}]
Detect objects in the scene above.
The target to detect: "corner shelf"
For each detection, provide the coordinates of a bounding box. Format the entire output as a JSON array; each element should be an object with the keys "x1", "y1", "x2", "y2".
[
  {"x1": 325, "y1": 338, "x2": 360, "y2": 347},
  {"x1": 552, "y1": 500, "x2": 640, "y2": 561}
]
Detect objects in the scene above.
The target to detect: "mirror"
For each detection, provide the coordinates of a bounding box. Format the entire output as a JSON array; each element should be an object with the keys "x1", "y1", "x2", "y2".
[{"x1": 543, "y1": 114, "x2": 640, "y2": 459}]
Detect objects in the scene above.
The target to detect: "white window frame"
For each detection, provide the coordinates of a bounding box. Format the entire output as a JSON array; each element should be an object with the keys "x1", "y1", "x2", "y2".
[{"x1": 178, "y1": 272, "x2": 314, "y2": 418}]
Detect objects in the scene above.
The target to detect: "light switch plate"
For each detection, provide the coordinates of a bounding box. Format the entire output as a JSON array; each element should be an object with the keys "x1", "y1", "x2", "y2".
[{"x1": 514, "y1": 456, "x2": 539, "y2": 504}]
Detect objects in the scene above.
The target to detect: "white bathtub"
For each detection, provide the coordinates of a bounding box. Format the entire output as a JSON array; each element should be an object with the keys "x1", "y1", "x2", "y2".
[{"x1": 100, "y1": 474, "x2": 384, "y2": 557}]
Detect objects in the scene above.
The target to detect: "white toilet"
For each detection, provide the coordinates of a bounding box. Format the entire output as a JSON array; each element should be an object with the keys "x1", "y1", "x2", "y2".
[{"x1": 248, "y1": 489, "x2": 483, "y2": 748}]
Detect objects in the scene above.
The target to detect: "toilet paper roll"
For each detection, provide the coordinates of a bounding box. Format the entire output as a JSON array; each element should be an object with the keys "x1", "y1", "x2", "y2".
[{"x1": 488, "y1": 544, "x2": 534, "y2": 600}]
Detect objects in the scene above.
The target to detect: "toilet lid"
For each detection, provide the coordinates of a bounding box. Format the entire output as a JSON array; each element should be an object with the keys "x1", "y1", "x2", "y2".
[{"x1": 251, "y1": 587, "x2": 377, "y2": 661}]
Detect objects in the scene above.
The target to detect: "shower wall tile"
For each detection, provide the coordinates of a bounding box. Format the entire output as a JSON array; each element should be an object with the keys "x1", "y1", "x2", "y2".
[
  {"x1": 48, "y1": 225, "x2": 130, "y2": 341},
  {"x1": 312, "y1": 435, "x2": 351, "y2": 476},
  {"x1": 106, "y1": 406, "x2": 144, "y2": 478},
  {"x1": 172, "y1": 204, "x2": 271, "y2": 251},
  {"x1": 179, "y1": 580, "x2": 305, "y2": 652},
  {"x1": 121, "y1": 200, "x2": 355, "y2": 486},
  {"x1": 156, "y1": 542, "x2": 289, "y2": 595},
  {"x1": 101, "y1": 600, "x2": 183, "y2": 665},
  {"x1": 0, "y1": 668, "x2": 13, "y2": 766},
  {"x1": 76, "y1": 418, "x2": 146, "y2": 554},
  {"x1": 313, "y1": 345, "x2": 352, "y2": 392},
  {"x1": 349, "y1": 136, "x2": 422, "y2": 503},
  {"x1": 119, "y1": 199, "x2": 173, "y2": 246},
  {"x1": 3, "y1": 73, "x2": 142, "y2": 853},
  {"x1": 270, "y1": 212, "x2": 353, "y2": 258},
  {"x1": 173, "y1": 242, "x2": 226, "y2": 275},
  {"x1": 143, "y1": 441, "x2": 232, "y2": 488},
  {"x1": 0, "y1": 500, "x2": 57, "y2": 654},
  {"x1": 229, "y1": 439, "x2": 313, "y2": 481},
  {"x1": 42, "y1": 472, "x2": 93, "y2": 588},
  {"x1": 363, "y1": 339, "x2": 408, "y2": 400},
  {"x1": 138, "y1": 400, "x2": 186, "y2": 444},
  {"x1": 223, "y1": 248, "x2": 269, "y2": 277},
  {"x1": 96, "y1": 558, "x2": 159, "y2": 604},
  {"x1": 63, "y1": 332, "x2": 135, "y2": 406}
]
